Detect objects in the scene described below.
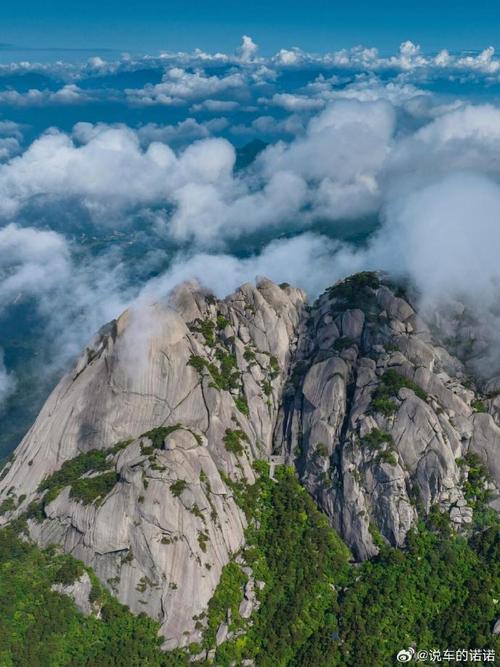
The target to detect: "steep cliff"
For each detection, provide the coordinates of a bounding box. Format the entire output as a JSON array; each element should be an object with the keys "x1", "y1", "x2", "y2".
[
  {"x1": 277, "y1": 273, "x2": 499, "y2": 559},
  {"x1": 0, "y1": 273, "x2": 498, "y2": 657},
  {"x1": 0, "y1": 278, "x2": 306, "y2": 648}
]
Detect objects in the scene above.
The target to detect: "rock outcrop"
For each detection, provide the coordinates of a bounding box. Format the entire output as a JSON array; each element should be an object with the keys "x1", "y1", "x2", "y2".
[
  {"x1": 0, "y1": 278, "x2": 306, "y2": 647},
  {"x1": 51, "y1": 571, "x2": 95, "y2": 616},
  {"x1": 0, "y1": 273, "x2": 498, "y2": 646},
  {"x1": 276, "y1": 274, "x2": 498, "y2": 559}
]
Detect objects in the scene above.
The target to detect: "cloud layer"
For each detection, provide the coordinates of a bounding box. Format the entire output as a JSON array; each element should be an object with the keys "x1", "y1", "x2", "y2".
[{"x1": 4, "y1": 38, "x2": 500, "y2": 439}]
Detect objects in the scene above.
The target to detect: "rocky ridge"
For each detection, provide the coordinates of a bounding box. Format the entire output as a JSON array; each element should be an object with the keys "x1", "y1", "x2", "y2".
[
  {"x1": 0, "y1": 273, "x2": 498, "y2": 649},
  {"x1": 277, "y1": 273, "x2": 499, "y2": 559}
]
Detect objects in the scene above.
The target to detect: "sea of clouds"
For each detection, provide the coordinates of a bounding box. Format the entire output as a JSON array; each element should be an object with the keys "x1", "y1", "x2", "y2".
[{"x1": 3, "y1": 36, "x2": 500, "y2": 446}]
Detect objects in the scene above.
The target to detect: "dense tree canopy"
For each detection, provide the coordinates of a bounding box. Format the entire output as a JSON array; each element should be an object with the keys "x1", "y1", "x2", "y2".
[{"x1": 0, "y1": 465, "x2": 498, "y2": 666}]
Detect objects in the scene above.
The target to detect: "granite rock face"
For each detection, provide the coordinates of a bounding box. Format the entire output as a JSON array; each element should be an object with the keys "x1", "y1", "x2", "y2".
[
  {"x1": 51, "y1": 571, "x2": 94, "y2": 616},
  {"x1": 276, "y1": 276, "x2": 499, "y2": 559},
  {"x1": 0, "y1": 273, "x2": 498, "y2": 645},
  {"x1": 0, "y1": 278, "x2": 305, "y2": 647}
]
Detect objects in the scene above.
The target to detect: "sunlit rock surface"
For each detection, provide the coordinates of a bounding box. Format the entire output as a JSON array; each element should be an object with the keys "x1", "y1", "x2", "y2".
[{"x1": 1, "y1": 273, "x2": 498, "y2": 645}]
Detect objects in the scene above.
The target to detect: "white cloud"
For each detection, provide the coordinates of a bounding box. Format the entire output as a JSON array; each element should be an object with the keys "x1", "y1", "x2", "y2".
[
  {"x1": 0, "y1": 137, "x2": 21, "y2": 162},
  {"x1": 6, "y1": 94, "x2": 500, "y2": 254},
  {"x1": 0, "y1": 121, "x2": 23, "y2": 141},
  {"x1": 238, "y1": 35, "x2": 259, "y2": 63},
  {"x1": 5, "y1": 40, "x2": 500, "y2": 90},
  {"x1": 0, "y1": 349, "x2": 16, "y2": 411},
  {"x1": 5, "y1": 86, "x2": 500, "y2": 293},
  {"x1": 367, "y1": 173, "x2": 500, "y2": 304},
  {"x1": 411, "y1": 103, "x2": 500, "y2": 144},
  {"x1": 10, "y1": 44, "x2": 500, "y2": 426},
  {"x1": 73, "y1": 118, "x2": 229, "y2": 148},
  {"x1": 0, "y1": 126, "x2": 237, "y2": 219},
  {"x1": 0, "y1": 224, "x2": 71, "y2": 306},
  {"x1": 230, "y1": 114, "x2": 305, "y2": 138},
  {"x1": 0, "y1": 122, "x2": 23, "y2": 161},
  {"x1": 0, "y1": 84, "x2": 89, "y2": 107},
  {"x1": 168, "y1": 169, "x2": 307, "y2": 245},
  {"x1": 0, "y1": 223, "x2": 131, "y2": 375},
  {"x1": 322, "y1": 171, "x2": 500, "y2": 379},
  {"x1": 10, "y1": 94, "x2": 500, "y2": 249},
  {"x1": 389, "y1": 41, "x2": 427, "y2": 71},
  {"x1": 385, "y1": 104, "x2": 500, "y2": 197},
  {"x1": 257, "y1": 99, "x2": 395, "y2": 221},
  {"x1": 454, "y1": 46, "x2": 500, "y2": 74},
  {"x1": 316, "y1": 77, "x2": 429, "y2": 107},
  {"x1": 0, "y1": 100, "x2": 393, "y2": 244},
  {"x1": 273, "y1": 48, "x2": 304, "y2": 66},
  {"x1": 190, "y1": 99, "x2": 239, "y2": 112},
  {"x1": 86, "y1": 56, "x2": 108, "y2": 71},
  {"x1": 137, "y1": 232, "x2": 345, "y2": 302},
  {"x1": 126, "y1": 67, "x2": 245, "y2": 106},
  {"x1": 269, "y1": 40, "x2": 500, "y2": 77},
  {"x1": 262, "y1": 93, "x2": 325, "y2": 111}
]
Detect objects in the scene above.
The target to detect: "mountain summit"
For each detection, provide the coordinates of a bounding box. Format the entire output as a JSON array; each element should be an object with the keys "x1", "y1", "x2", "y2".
[{"x1": 0, "y1": 273, "x2": 498, "y2": 662}]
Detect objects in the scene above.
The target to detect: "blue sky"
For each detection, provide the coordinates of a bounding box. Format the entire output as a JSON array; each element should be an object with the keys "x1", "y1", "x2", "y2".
[{"x1": 2, "y1": 0, "x2": 500, "y2": 57}]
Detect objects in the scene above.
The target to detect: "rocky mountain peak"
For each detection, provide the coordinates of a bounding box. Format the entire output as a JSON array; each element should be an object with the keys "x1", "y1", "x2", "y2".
[
  {"x1": 276, "y1": 272, "x2": 498, "y2": 559},
  {"x1": 0, "y1": 272, "x2": 497, "y2": 650}
]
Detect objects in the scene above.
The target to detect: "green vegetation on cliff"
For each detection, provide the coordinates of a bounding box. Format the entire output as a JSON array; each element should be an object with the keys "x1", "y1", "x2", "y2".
[
  {"x1": 36, "y1": 440, "x2": 132, "y2": 508},
  {"x1": 0, "y1": 526, "x2": 188, "y2": 667},
  {"x1": 372, "y1": 368, "x2": 428, "y2": 415},
  {"x1": 0, "y1": 463, "x2": 497, "y2": 666},
  {"x1": 209, "y1": 465, "x2": 499, "y2": 667}
]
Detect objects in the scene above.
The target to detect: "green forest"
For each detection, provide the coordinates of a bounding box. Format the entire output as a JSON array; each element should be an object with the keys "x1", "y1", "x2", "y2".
[{"x1": 0, "y1": 464, "x2": 498, "y2": 666}]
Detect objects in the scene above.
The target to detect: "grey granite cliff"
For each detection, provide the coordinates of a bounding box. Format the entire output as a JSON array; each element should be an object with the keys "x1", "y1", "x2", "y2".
[{"x1": 0, "y1": 273, "x2": 497, "y2": 647}]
